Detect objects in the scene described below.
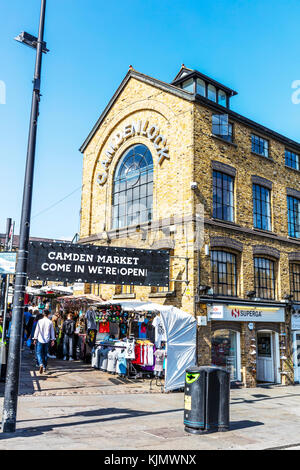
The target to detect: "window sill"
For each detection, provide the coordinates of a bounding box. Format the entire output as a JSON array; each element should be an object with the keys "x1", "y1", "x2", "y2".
[
  {"x1": 253, "y1": 228, "x2": 277, "y2": 236},
  {"x1": 285, "y1": 164, "x2": 300, "y2": 173},
  {"x1": 113, "y1": 293, "x2": 136, "y2": 299},
  {"x1": 288, "y1": 236, "x2": 300, "y2": 241},
  {"x1": 212, "y1": 218, "x2": 241, "y2": 228},
  {"x1": 211, "y1": 134, "x2": 237, "y2": 148},
  {"x1": 149, "y1": 291, "x2": 176, "y2": 298},
  {"x1": 251, "y1": 151, "x2": 274, "y2": 162}
]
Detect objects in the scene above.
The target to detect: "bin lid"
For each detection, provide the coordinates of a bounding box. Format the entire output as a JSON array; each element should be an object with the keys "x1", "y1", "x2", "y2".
[
  {"x1": 186, "y1": 365, "x2": 229, "y2": 374},
  {"x1": 186, "y1": 366, "x2": 202, "y2": 374}
]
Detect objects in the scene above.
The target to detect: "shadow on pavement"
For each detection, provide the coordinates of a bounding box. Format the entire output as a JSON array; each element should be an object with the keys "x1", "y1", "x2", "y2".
[
  {"x1": 0, "y1": 406, "x2": 184, "y2": 440},
  {"x1": 229, "y1": 420, "x2": 264, "y2": 431}
]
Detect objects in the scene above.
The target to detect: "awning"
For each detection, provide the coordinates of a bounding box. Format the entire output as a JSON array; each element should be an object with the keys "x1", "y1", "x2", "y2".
[
  {"x1": 57, "y1": 294, "x2": 105, "y2": 304},
  {"x1": 40, "y1": 285, "x2": 73, "y2": 295}
]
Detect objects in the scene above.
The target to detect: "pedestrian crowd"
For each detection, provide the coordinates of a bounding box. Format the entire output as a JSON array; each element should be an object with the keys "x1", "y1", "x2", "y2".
[{"x1": 1, "y1": 302, "x2": 85, "y2": 375}]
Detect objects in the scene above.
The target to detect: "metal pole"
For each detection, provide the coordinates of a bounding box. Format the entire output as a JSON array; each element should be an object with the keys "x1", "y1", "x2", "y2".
[
  {"x1": 2, "y1": 0, "x2": 47, "y2": 433},
  {"x1": 2, "y1": 221, "x2": 15, "y2": 344},
  {"x1": 0, "y1": 219, "x2": 12, "y2": 318}
]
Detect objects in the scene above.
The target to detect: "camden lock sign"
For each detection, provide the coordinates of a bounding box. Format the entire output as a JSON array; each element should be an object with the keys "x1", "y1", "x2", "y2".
[
  {"x1": 27, "y1": 242, "x2": 170, "y2": 287},
  {"x1": 97, "y1": 120, "x2": 169, "y2": 185}
]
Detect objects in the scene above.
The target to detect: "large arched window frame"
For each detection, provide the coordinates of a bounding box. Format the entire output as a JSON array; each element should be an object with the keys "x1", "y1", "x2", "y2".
[{"x1": 112, "y1": 144, "x2": 153, "y2": 229}]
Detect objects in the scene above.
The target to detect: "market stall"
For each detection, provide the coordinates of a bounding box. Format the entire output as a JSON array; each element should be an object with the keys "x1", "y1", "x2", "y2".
[
  {"x1": 56, "y1": 294, "x2": 105, "y2": 361},
  {"x1": 91, "y1": 300, "x2": 197, "y2": 392},
  {"x1": 25, "y1": 284, "x2": 73, "y2": 313}
]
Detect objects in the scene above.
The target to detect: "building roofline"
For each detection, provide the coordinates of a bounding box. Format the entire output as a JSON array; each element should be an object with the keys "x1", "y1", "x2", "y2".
[
  {"x1": 195, "y1": 94, "x2": 300, "y2": 152},
  {"x1": 0, "y1": 234, "x2": 70, "y2": 249},
  {"x1": 79, "y1": 68, "x2": 300, "y2": 154},
  {"x1": 171, "y1": 68, "x2": 238, "y2": 96},
  {"x1": 79, "y1": 69, "x2": 194, "y2": 153}
]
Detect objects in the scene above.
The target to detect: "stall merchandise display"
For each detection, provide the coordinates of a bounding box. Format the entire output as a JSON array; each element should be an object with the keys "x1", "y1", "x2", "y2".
[{"x1": 86, "y1": 303, "x2": 166, "y2": 380}]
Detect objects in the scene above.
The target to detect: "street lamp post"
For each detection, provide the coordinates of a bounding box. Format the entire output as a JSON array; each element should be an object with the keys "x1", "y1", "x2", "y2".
[{"x1": 2, "y1": 0, "x2": 48, "y2": 433}]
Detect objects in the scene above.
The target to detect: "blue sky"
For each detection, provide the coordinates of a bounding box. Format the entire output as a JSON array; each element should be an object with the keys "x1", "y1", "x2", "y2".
[{"x1": 0, "y1": 0, "x2": 299, "y2": 239}]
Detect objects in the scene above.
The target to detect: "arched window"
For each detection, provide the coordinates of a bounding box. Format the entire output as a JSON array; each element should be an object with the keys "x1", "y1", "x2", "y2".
[{"x1": 112, "y1": 144, "x2": 153, "y2": 229}]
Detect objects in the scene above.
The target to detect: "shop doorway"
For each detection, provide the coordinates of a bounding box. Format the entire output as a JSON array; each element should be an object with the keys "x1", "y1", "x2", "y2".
[
  {"x1": 292, "y1": 332, "x2": 300, "y2": 383},
  {"x1": 256, "y1": 331, "x2": 278, "y2": 383},
  {"x1": 211, "y1": 329, "x2": 241, "y2": 381}
]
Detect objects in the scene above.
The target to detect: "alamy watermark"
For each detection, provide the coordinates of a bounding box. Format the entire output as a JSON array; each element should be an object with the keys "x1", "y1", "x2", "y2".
[
  {"x1": 0, "y1": 80, "x2": 6, "y2": 104},
  {"x1": 93, "y1": 203, "x2": 205, "y2": 252},
  {"x1": 291, "y1": 80, "x2": 300, "y2": 104}
]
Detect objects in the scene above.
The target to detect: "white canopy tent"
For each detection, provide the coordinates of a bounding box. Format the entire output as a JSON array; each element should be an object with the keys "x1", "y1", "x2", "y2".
[
  {"x1": 97, "y1": 300, "x2": 197, "y2": 391},
  {"x1": 26, "y1": 285, "x2": 73, "y2": 296}
]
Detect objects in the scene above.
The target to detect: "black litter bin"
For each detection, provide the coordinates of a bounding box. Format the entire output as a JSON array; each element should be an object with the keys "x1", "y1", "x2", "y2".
[{"x1": 184, "y1": 366, "x2": 230, "y2": 434}]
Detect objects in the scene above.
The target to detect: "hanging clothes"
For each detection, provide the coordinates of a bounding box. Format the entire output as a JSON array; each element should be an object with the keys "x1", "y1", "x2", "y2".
[
  {"x1": 107, "y1": 349, "x2": 118, "y2": 373},
  {"x1": 152, "y1": 315, "x2": 167, "y2": 348},
  {"x1": 116, "y1": 349, "x2": 127, "y2": 375}
]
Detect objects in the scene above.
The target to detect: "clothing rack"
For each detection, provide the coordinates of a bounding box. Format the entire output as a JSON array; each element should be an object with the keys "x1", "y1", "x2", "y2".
[
  {"x1": 95, "y1": 342, "x2": 127, "y2": 348},
  {"x1": 94, "y1": 341, "x2": 151, "y2": 381}
]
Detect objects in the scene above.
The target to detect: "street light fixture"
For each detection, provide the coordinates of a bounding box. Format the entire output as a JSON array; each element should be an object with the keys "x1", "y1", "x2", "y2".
[
  {"x1": 1, "y1": 0, "x2": 48, "y2": 434},
  {"x1": 14, "y1": 31, "x2": 49, "y2": 54}
]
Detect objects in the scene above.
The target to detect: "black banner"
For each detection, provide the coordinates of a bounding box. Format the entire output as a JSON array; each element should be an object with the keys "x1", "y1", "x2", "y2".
[{"x1": 27, "y1": 242, "x2": 170, "y2": 287}]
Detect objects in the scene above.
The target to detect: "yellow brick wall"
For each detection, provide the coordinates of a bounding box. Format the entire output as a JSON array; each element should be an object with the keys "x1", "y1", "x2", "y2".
[
  {"x1": 79, "y1": 73, "x2": 300, "y2": 386},
  {"x1": 80, "y1": 76, "x2": 197, "y2": 315}
]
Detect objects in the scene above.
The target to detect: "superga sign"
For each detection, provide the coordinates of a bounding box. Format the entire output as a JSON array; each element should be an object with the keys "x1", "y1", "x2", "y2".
[
  {"x1": 208, "y1": 304, "x2": 285, "y2": 322},
  {"x1": 97, "y1": 120, "x2": 169, "y2": 185}
]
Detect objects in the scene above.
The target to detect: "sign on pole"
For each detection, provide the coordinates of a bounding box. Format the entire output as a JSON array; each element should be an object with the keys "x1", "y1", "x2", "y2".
[
  {"x1": 0, "y1": 252, "x2": 17, "y2": 275},
  {"x1": 27, "y1": 242, "x2": 170, "y2": 287}
]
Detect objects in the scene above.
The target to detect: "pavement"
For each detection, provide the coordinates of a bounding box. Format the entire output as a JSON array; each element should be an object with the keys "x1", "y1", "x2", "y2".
[{"x1": 0, "y1": 350, "x2": 300, "y2": 450}]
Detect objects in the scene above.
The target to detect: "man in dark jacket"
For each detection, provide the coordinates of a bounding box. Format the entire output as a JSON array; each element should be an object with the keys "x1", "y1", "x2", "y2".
[{"x1": 62, "y1": 313, "x2": 76, "y2": 361}]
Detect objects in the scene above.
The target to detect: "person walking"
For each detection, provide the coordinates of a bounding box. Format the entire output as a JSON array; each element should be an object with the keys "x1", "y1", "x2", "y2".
[
  {"x1": 30, "y1": 311, "x2": 43, "y2": 365},
  {"x1": 33, "y1": 309, "x2": 56, "y2": 374},
  {"x1": 62, "y1": 313, "x2": 76, "y2": 361}
]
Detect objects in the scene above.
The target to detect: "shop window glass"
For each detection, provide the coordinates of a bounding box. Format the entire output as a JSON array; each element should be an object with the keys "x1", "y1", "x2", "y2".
[
  {"x1": 257, "y1": 334, "x2": 272, "y2": 357},
  {"x1": 287, "y1": 196, "x2": 300, "y2": 238},
  {"x1": 196, "y1": 78, "x2": 206, "y2": 97},
  {"x1": 253, "y1": 184, "x2": 271, "y2": 231},
  {"x1": 254, "y1": 257, "x2": 276, "y2": 300},
  {"x1": 211, "y1": 329, "x2": 238, "y2": 380},
  {"x1": 296, "y1": 334, "x2": 300, "y2": 368},
  {"x1": 211, "y1": 250, "x2": 237, "y2": 296},
  {"x1": 112, "y1": 145, "x2": 153, "y2": 229}
]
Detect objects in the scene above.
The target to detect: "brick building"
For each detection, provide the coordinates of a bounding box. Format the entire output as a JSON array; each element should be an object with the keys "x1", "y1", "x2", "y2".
[{"x1": 79, "y1": 65, "x2": 300, "y2": 387}]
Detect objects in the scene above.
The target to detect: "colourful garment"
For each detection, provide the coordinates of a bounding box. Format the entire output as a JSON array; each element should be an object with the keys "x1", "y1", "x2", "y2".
[
  {"x1": 99, "y1": 321, "x2": 110, "y2": 334},
  {"x1": 116, "y1": 350, "x2": 127, "y2": 375}
]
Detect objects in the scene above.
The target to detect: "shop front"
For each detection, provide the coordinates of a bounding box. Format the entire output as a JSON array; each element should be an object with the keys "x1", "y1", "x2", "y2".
[
  {"x1": 211, "y1": 327, "x2": 241, "y2": 382},
  {"x1": 291, "y1": 304, "x2": 300, "y2": 383},
  {"x1": 208, "y1": 302, "x2": 285, "y2": 386}
]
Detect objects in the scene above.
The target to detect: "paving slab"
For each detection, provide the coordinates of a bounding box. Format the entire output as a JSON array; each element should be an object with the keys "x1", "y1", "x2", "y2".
[{"x1": 0, "y1": 350, "x2": 300, "y2": 449}]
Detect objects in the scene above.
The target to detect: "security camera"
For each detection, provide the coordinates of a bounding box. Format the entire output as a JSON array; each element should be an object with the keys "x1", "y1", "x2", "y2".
[
  {"x1": 246, "y1": 290, "x2": 256, "y2": 298},
  {"x1": 190, "y1": 182, "x2": 198, "y2": 190}
]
